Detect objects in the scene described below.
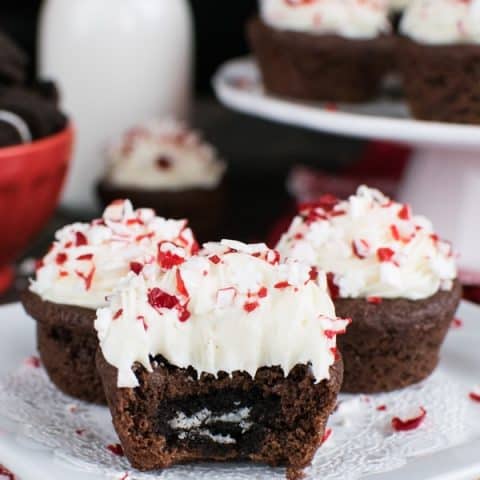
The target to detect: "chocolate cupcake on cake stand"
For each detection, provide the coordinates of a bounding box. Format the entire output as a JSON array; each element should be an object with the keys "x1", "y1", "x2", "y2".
[
  {"x1": 276, "y1": 186, "x2": 461, "y2": 393},
  {"x1": 248, "y1": 0, "x2": 394, "y2": 102},
  {"x1": 214, "y1": 0, "x2": 480, "y2": 281},
  {"x1": 98, "y1": 119, "x2": 227, "y2": 243}
]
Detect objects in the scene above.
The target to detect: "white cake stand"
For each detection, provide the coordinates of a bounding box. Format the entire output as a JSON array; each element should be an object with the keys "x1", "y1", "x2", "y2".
[{"x1": 213, "y1": 58, "x2": 480, "y2": 278}]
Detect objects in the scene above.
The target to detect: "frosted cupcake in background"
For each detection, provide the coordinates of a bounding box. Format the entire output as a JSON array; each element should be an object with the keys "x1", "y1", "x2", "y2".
[
  {"x1": 277, "y1": 186, "x2": 461, "y2": 393},
  {"x1": 98, "y1": 119, "x2": 227, "y2": 241},
  {"x1": 399, "y1": 0, "x2": 480, "y2": 124},
  {"x1": 21, "y1": 200, "x2": 198, "y2": 403},
  {"x1": 248, "y1": 0, "x2": 394, "y2": 102}
]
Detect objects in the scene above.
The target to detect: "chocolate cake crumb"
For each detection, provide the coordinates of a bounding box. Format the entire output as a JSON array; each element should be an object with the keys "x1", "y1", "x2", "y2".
[{"x1": 287, "y1": 466, "x2": 306, "y2": 480}]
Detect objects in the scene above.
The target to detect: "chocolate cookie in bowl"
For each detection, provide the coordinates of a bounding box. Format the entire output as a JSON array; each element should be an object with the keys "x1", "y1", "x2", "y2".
[
  {"x1": 0, "y1": 29, "x2": 67, "y2": 147},
  {"x1": 0, "y1": 85, "x2": 67, "y2": 147},
  {"x1": 21, "y1": 200, "x2": 198, "y2": 404},
  {"x1": 248, "y1": 0, "x2": 394, "y2": 102},
  {"x1": 98, "y1": 119, "x2": 227, "y2": 243},
  {"x1": 95, "y1": 240, "x2": 349, "y2": 472},
  {"x1": 277, "y1": 186, "x2": 461, "y2": 393}
]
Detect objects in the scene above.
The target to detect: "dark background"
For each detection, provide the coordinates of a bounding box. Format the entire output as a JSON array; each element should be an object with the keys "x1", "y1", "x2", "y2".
[{"x1": 0, "y1": 0, "x2": 259, "y2": 94}]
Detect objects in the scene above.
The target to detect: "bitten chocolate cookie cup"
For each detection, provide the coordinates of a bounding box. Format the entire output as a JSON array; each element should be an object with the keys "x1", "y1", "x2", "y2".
[
  {"x1": 247, "y1": 17, "x2": 394, "y2": 103},
  {"x1": 21, "y1": 290, "x2": 106, "y2": 404},
  {"x1": 336, "y1": 280, "x2": 462, "y2": 394},
  {"x1": 399, "y1": 37, "x2": 480, "y2": 124},
  {"x1": 97, "y1": 351, "x2": 343, "y2": 471},
  {"x1": 97, "y1": 180, "x2": 227, "y2": 243}
]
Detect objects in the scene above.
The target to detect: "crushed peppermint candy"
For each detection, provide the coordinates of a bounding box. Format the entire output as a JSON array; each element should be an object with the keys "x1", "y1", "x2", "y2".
[
  {"x1": 24, "y1": 356, "x2": 41, "y2": 368},
  {"x1": 107, "y1": 443, "x2": 124, "y2": 456},
  {"x1": 30, "y1": 200, "x2": 198, "y2": 309},
  {"x1": 277, "y1": 186, "x2": 457, "y2": 301},
  {"x1": 392, "y1": 407, "x2": 427, "y2": 432},
  {"x1": 469, "y1": 386, "x2": 480, "y2": 403},
  {"x1": 451, "y1": 317, "x2": 463, "y2": 329},
  {"x1": 321, "y1": 427, "x2": 333, "y2": 445},
  {"x1": 0, "y1": 464, "x2": 16, "y2": 480}
]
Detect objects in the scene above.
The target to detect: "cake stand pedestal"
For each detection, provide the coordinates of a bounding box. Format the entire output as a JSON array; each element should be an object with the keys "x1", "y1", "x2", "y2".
[
  {"x1": 400, "y1": 147, "x2": 480, "y2": 281},
  {"x1": 213, "y1": 58, "x2": 480, "y2": 277}
]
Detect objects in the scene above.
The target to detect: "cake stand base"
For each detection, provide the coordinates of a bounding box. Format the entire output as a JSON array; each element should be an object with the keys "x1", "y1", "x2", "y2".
[
  {"x1": 0, "y1": 266, "x2": 14, "y2": 295},
  {"x1": 399, "y1": 146, "x2": 480, "y2": 279}
]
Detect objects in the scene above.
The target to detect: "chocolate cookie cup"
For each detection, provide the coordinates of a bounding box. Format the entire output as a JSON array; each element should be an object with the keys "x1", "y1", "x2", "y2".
[
  {"x1": 398, "y1": 37, "x2": 480, "y2": 124},
  {"x1": 336, "y1": 279, "x2": 462, "y2": 393},
  {"x1": 21, "y1": 290, "x2": 104, "y2": 403},
  {"x1": 277, "y1": 186, "x2": 459, "y2": 393},
  {"x1": 95, "y1": 240, "x2": 349, "y2": 472},
  {"x1": 97, "y1": 352, "x2": 343, "y2": 471},
  {"x1": 22, "y1": 200, "x2": 198, "y2": 404},
  {"x1": 248, "y1": 17, "x2": 394, "y2": 103},
  {"x1": 97, "y1": 179, "x2": 227, "y2": 243}
]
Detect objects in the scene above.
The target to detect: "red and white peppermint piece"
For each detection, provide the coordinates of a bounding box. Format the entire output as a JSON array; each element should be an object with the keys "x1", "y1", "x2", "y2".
[
  {"x1": 352, "y1": 239, "x2": 370, "y2": 259},
  {"x1": 107, "y1": 444, "x2": 124, "y2": 456},
  {"x1": 451, "y1": 317, "x2": 463, "y2": 329},
  {"x1": 24, "y1": 356, "x2": 41, "y2": 368},
  {"x1": 469, "y1": 386, "x2": 480, "y2": 403},
  {"x1": 392, "y1": 407, "x2": 427, "y2": 432},
  {"x1": 216, "y1": 287, "x2": 237, "y2": 308},
  {"x1": 0, "y1": 464, "x2": 16, "y2": 480},
  {"x1": 321, "y1": 427, "x2": 333, "y2": 445}
]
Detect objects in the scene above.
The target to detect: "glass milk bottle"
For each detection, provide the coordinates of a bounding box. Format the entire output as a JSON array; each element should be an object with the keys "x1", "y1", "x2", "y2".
[{"x1": 38, "y1": 0, "x2": 193, "y2": 210}]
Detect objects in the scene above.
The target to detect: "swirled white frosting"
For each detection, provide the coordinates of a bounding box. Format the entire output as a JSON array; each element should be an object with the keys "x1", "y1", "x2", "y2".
[
  {"x1": 260, "y1": 0, "x2": 391, "y2": 39},
  {"x1": 95, "y1": 239, "x2": 350, "y2": 388},
  {"x1": 105, "y1": 119, "x2": 226, "y2": 191},
  {"x1": 277, "y1": 186, "x2": 457, "y2": 300},
  {"x1": 30, "y1": 200, "x2": 198, "y2": 309},
  {"x1": 401, "y1": 0, "x2": 480, "y2": 44}
]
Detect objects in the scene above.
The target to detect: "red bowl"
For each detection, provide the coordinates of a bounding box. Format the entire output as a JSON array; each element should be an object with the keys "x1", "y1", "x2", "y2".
[{"x1": 0, "y1": 124, "x2": 74, "y2": 293}]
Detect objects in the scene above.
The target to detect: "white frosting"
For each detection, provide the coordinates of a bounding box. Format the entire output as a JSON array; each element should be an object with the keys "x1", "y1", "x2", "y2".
[
  {"x1": 95, "y1": 239, "x2": 349, "y2": 388},
  {"x1": 401, "y1": 0, "x2": 480, "y2": 44},
  {"x1": 105, "y1": 119, "x2": 226, "y2": 191},
  {"x1": 260, "y1": 0, "x2": 391, "y2": 39},
  {"x1": 30, "y1": 200, "x2": 198, "y2": 309},
  {"x1": 277, "y1": 186, "x2": 457, "y2": 300}
]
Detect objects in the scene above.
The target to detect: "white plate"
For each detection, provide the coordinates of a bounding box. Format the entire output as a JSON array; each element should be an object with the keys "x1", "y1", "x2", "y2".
[
  {"x1": 0, "y1": 302, "x2": 479, "y2": 480},
  {"x1": 213, "y1": 58, "x2": 480, "y2": 150}
]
